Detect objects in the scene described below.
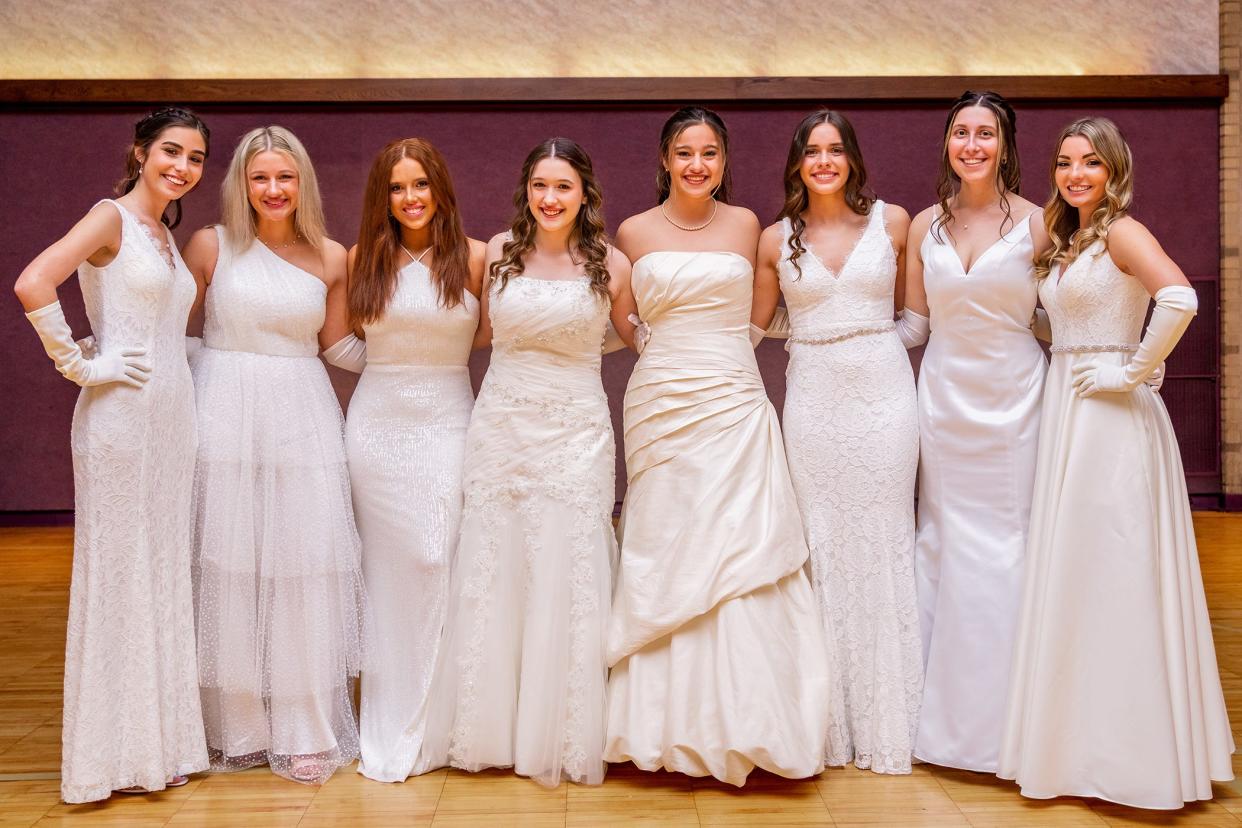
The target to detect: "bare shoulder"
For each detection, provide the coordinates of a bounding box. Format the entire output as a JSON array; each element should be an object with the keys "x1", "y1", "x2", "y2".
[
  {"x1": 606, "y1": 243, "x2": 633, "y2": 271},
  {"x1": 185, "y1": 225, "x2": 220, "y2": 252},
  {"x1": 467, "y1": 237, "x2": 488, "y2": 260},
  {"x1": 882, "y1": 201, "x2": 911, "y2": 227},
  {"x1": 1103, "y1": 215, "x2": 1161, "y2": 260},
  {"x1": 910, "y1": 204, "x2": 936, "y2": 233},
  {"x1": 758, "y1": 221, "x2": 784, "y2": 257},
  {"x1": 720, "y1": 202, "x2": 760, "y2": 230},
  {"x1": 1008, "y1": 194, "x2": 1041, "y2": 224},
  {"x1": 346, "y1": 243, "x2": 358, "y2": 270}
]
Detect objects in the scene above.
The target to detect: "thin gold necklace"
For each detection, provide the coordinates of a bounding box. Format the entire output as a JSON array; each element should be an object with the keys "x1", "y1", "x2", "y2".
[
  {"x1": 660, "y1": 199, "x2": 717, "y2": 232},
  {"x1": 260, "y1": 234, "x2": 301, "y2": 251}
]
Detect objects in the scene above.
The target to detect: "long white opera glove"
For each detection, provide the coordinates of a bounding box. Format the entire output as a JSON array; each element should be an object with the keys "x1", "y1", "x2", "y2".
[
  {"x1": 627, "y1": 313, "x2": 651, "y2": 354},
  {"x1": 323, "y1": 332, "x2": 367, "y2": 373},
  {"x1": 748, "y1": 307, "x2": 791, "y2": 348},
  {"x1": 26, "y1": 301, "x2": 150, "y2": 387},
  {"x1": 1071, "y1": 285, "x2": 1196, "y2": 398},
  {"x1": 895, "y1": 307, "x2": 930, "y2": 349}
]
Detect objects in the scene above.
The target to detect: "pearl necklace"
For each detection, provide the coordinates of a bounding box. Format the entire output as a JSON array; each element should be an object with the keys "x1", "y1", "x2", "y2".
[
  {"x1": 401, "y1": 244, "x2": 433, "y2": 265},
  {"x1": 660, "y1": 199, "x2": 718, "y2": 232}
]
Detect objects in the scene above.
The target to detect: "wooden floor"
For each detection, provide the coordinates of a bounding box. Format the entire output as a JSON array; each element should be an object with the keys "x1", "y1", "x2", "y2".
[{"x1": 2, "y1": 516, "x2": 1242, "y2": 826}]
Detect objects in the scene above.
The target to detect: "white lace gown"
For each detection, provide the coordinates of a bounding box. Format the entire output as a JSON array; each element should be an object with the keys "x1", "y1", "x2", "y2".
[
  {"x1": 191, "y1": 230, "x2": 367, "y2": 784},
  {"x1": 778, "y1": 205, "x2": 922, "y2": 775},
  {"x1": 914, "y1": 213, "x2": 1047, "y2": 772},
  {"x1": 999, "y1": 244, "x2": 1234, "y2": 808},
  {"x1": 62, "y1": 199, "x2": 207, "y2": 803},
  {"x1": 349, "y1": 260, "x2": 478, "y2": 782},
  {"x1": 419, "y1": 275, "x2": 616, "y2": 787},
  {"x1": 605, "y1": 251, "x2": 831, "y2": 787}
]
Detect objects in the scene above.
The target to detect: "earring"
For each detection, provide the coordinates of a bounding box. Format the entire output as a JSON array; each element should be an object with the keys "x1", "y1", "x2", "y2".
[{"x1": 138, "y1": 163, "x2": 144, "y2": 174}]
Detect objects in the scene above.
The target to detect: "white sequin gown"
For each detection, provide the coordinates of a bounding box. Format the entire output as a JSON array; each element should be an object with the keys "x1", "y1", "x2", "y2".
[
  {"x1": 778, "y1": 206, "x2": 922, "y2": 774},
  {"x1": 914, "y1": 212, "x2": 1047, "y2": 772},
  {"x1": 349, "y1": 260, "x2": 478, "y2": 782},
  {"x1": 999, "y1": 244, "x2": 1233, "y2": 808},
  {"x1": 605, "y1": 251, "x2": 831, "y2": 786},
  {"x1": 191, "y1": 229, "x2": 367, "y2": 784},
  {"x1": 420, "y1": 275, "x2": 616, "y2": 787},
  {"x1": 62, "y1": 199, "x2": 207, "y2": 803}
]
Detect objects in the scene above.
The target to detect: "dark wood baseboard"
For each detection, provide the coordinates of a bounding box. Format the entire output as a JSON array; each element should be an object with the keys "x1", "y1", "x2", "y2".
[{"x1": 0, "y1": 75, "x2": 1228, "y2": 106}]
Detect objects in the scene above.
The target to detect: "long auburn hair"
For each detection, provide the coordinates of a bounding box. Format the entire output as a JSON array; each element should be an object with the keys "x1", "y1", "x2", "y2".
[
  {"x1": 1036, "y1": 117, "x2": 1133, "y2": 280},
  {"x1": 115, "y1": 106, "x2": 210, "y2": 229},
  {"x1": 490, "y1": 137, "x2": 610, "y2": 301},
  {"x1": 656, "y1": 106, "x2": 732, "y2": 204},
  {"x1": 220, "y1": 126, "x2": 326, "y2": 252},
  {"x1": 776, "y1": 109, "x2": 876, "y2": 280},
  {"x1": 932, "y1": 90, "x2": 1021, "y2": 242},
  {"x1": 350, "y1": 138, "x2": 470, "y2": 325}
]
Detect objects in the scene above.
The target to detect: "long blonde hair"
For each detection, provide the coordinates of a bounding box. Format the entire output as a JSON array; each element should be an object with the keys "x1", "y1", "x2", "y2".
[
  {"x1": 1036, "y1": 117, "x2": 1133, "y2": 279},
  {"x1": 220, "y1": 126, "x2": 327, "y2": 252}
]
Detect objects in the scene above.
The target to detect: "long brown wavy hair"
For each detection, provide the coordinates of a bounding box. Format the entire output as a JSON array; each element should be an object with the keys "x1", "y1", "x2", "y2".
[
  {"x1": 776, "y1": 109, "x2": 876, "y2": 280},
  {"x1": 490, "y1": 137, "x2": 610, "y2": 301},
  {"x1": 350, "y1": 138, "x2": 470, "y2": 325},
  {"x1": 656, "y1": 106, "x2": 732, "y2": 204},
  {"x1": 932, "y1": 90, "x2": 1021, "y2": 242},
  {"x1": 1036, "y1": 117, "x2": 1133, "y2": 280},
  {"x1": 116, "y1": 106, "x2": 211, "y2": 229}
]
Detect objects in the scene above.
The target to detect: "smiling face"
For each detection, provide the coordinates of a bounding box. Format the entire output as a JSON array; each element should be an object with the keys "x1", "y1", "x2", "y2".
[
  {"x1": 527, "y1": 157, "x2": 583, "y2": 233},
  {"x1": 664, "y1": 123, "x2": 724, "y2": 199},
  {"x1": 946, "y1": 105, "x2": 1001, "y2": 185},
  {"x1": 799, "y1": 122, "x2": 850, "y2": 197},
  {"x1": 389, "y1": 156, "x2": 436, "y2": 233},
  {"x1": 245, "y1": 149, "x2": 299, "y2": 224},
  {"x1": 137, "y1": 125, "x2": 207, "y2": 200},
  {"x1": 1055, "y1": 134, "x2": 1109, "y2": 213}
]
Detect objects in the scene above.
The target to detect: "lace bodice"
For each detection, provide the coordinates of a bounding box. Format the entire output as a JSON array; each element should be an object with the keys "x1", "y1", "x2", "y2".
[
  {"x1": 204, "y1": 228, "x2": 324, "y2": 357},
  {"x1": 79, "y1": 200, "x2": 197, "y2": 373},
  {"x1": 1042, "y1": 242, "x2": 1150, "y2": 351},
  {"x1": 364, "y1": 261, "x2": 479, "y2": 367},
  {"x1": 489, "y1": 276, "x2": 608, "y2": 371},
  {"x1": 778, "y1": 202, "x2": 896, "y2": 332}
]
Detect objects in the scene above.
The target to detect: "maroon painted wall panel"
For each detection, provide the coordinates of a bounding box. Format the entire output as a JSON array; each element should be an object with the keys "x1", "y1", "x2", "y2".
[{"x1": 0, "y1": 101, "x2": 1221, "y2": 510}]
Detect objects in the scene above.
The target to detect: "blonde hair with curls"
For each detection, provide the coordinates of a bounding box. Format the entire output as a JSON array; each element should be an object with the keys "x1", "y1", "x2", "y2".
[
  {"x1": 220, "y1": 126, "x2": 327, "y2": 252},
  {"x1": 1036, "y1": 117, "x2": 1133, "y2": 280}
]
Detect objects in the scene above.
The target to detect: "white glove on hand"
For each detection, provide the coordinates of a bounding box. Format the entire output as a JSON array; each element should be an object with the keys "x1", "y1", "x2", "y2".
[
  {"x1": 323, "y1": 333, "x2": 367, "y2": 373},
  {"x1": 748, "y1": 307, "x2": 791, "y2": 348},
  {"x1": 627, "y1": 313, "x2": 651, "y2": 355},
  {"x1": 26, "y1": 301, "x2": 150, "y2": 388},
  {"x1": 1071, "y1": 285, "x2": 1196, "y2": 398},
  {"x1": 1146, "y1": 362, "x2": 1165, "y2": 393},
  {"x1": 895, "y1": 307, "x2": 931, "y2": 349},
  {"x1": 77, "y1": 335, "x2": 97, "y2": 359},
  {"x1": 186, "y1": 336, "x2": 203, "y2": 360}
]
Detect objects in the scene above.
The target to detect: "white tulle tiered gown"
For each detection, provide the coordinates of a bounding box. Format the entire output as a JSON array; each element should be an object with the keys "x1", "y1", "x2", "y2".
[
  {"x1": 605, "y1": 251, "x2": 831, "y2": 786},
  {"x1": 61, "y1": 200, "x2": 207, "y2": 803},
  {"x1": 191, "y1": 229, "x2": 367, "y2": 784},
  {"x1": 777, "y1": 205, "x2": 922, "y2": 775},
  {"x1": 349, "y1": 258, "x2": 478, "y2": 782},
  {"x1": 420, "y1": 274, "x2": 616, "y2": 787},
  {"x1": 999, "y1": 243, "x2": 1233, "y2": 808},
  {"x1": 913, "y1": 213, "x2": 1047, "y2": 772}
]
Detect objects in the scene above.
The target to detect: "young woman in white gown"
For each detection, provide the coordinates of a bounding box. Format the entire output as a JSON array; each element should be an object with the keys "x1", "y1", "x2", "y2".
[
  {"x1": 604, "y1": 106, "x2": 831, "y2": 786},
  {"x1": 752, "y1": 110, "x2": 921, "y2": 775},
  {"x1": 998, "y1": 117, "x2": 1234, "y2": 809},
  {"x1": 419, "y1": 138, "x2": 638, "y2": 786},
  {"x1": 15, "y1": 108, "x2": 211, "y2": 802},
  {"x1": 339, "y1": 139, "x2": 486, "y2": 782},
  {"x1": 182, "y1": 126, "x2": 368, "y2": 785},
  {"x1": 899, "y1": 91, "x2": 1049, "y2": 773}
]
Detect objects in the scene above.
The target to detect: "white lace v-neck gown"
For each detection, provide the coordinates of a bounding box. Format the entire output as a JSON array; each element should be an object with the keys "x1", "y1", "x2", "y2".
[
  {"x1": 914, "y1": 213, "x2": 1047, "y2": 772},
  {"x1": 419, "y1": 275, "x2": 616, "y2": 787},
  {"x1": 999, "y1": 244, "x2": 1233, "y2": 808},
  {"x1": 605, "y1": 251, "x2": 831, "y2": 787},
  {"x1": 350, "y1": 260, "x2": 478, "y2": 782},
  {"x1": 62, "y1": 199, "x2": 207, "y2": 803},
  {"x1": 191, "y1": 230, "x2": 367, "y2": 784},
  {"x1": 778, "y1": 205, "x2": 922, "y2": 775}
]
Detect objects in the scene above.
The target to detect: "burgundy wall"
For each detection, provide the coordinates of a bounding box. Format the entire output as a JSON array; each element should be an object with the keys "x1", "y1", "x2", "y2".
[{"x1": 0, "y1": 101, "x2": 1222, "y2": 511}]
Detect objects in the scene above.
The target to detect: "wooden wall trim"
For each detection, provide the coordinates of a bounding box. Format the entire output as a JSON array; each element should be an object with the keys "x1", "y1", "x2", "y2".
[{"x1": 0, "y1": 75, "x2": 1228, "y2": 105}]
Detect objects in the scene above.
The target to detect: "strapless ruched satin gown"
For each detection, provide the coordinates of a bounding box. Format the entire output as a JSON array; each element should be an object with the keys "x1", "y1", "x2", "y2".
[{"x1": 604, "y1": 251, "x2": 831, "y2": 787}]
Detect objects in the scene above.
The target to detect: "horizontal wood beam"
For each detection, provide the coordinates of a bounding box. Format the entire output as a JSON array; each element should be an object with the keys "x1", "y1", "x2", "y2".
[{"x1": 0, "y1": 75, "x2": 1228, "y2": 105}]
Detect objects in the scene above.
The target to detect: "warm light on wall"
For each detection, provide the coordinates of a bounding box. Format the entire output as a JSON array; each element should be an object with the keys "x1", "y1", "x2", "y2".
[{"x1": 0, "y1": 0, "x2": 1219, "y2": 78}]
